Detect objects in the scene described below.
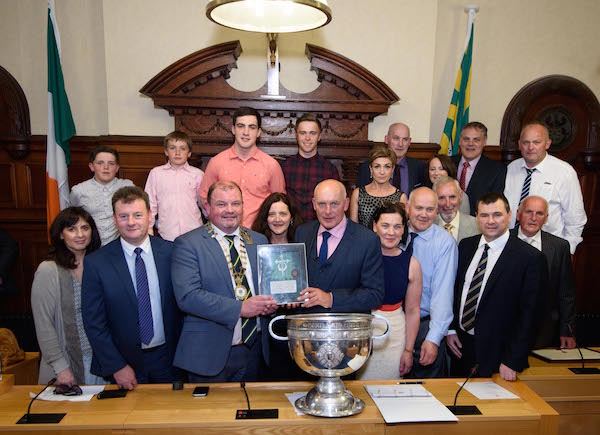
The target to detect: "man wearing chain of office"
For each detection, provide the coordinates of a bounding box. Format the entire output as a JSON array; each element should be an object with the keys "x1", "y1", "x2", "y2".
[{"x1": 171, "y1": 181, "x2": 278, "y2": 382}]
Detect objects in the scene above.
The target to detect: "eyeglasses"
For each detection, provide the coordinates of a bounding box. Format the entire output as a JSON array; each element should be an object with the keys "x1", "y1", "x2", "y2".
[{"x1": 54, "y1": 384, "x2": 83, "y2": 396}]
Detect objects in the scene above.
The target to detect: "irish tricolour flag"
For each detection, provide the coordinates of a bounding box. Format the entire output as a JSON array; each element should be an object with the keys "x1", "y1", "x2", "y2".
[{"x1": 46, "y1": 0, "x2": 75, "y2": 232}]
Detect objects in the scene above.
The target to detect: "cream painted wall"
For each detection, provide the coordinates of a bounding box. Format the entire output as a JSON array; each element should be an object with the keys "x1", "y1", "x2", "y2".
[
  {"x1": 1, "y1": 0, "x2": 598, "y2": 146},
  {"x1": 431, "y1": 0, "x2": 600, "y2": 146}
]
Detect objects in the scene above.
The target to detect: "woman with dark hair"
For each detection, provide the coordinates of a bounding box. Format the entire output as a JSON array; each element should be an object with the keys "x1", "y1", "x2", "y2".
[
  {"x1": 252, "y1": 192, "x2": 303, "y2": 244},
  {"x1": 349, "y1": 145, "x2": 408, "y2": 228},
  {"x1": 31, "y1": 207, "x2": 106, "y2": 386},
  {"x1": 357, "y1": 202, "x2": 422, "y2": 380},
  {"x1": 252, "y1": 193, "x2": 305, "y2": 381},
  {"x1": 425, "y1": 154, "x2": 470, "y2": 214}
]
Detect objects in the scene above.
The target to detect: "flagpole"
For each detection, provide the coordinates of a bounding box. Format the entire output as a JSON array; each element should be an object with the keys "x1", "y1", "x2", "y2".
[{"x1": 463, "y1": 6, "x2": 479, "y2": 54}]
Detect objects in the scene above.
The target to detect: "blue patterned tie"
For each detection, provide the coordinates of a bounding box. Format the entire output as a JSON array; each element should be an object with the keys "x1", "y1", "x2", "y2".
[
  {"x1": 461, "y1": 244, "x2": 489, "y2": 331},
  {"x1": 319, "y1": 231, "x2": 331, "y2": 265},
  {"x1": 224, "y1": 235, "x2": 257, "y2": 346},
  {"x1": 134, "y1": 247, "x2": 154, "y2": 345},
  {"x1": 515, "y1": 168, "x2": 535, "y2": 229}
]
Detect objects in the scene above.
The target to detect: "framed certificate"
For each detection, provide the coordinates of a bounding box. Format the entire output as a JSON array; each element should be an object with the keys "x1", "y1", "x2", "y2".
[{"x1": 257, "y1": 243, "x2": 308, "y2": 305}]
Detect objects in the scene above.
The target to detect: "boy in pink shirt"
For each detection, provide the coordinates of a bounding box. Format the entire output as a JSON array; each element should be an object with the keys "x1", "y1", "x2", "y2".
[{"x1": 145, "y1": 131, "x2": 204, "y2": 241}]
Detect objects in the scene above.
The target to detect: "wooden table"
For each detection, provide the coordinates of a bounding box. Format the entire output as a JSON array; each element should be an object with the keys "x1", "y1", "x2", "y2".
[
  {"x1": 0, "y1": 377, "x2": 557, "y2": 434},
  {"x1": 520, "y1": 352, "x2": 600, "y2": 435},
  {"x1": 3, "y1": 353, "x2": 40, "y2": 385}
]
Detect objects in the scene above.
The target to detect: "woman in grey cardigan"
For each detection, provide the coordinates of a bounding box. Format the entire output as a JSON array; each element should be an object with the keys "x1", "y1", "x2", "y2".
[{"x1": 32, "y1": 207, "x2": 106, "y2": 385}]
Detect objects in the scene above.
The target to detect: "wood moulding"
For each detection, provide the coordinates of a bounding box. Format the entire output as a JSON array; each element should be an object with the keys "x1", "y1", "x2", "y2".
[{"x1": 140, "y1": 40, "x2": 399, "y2": 150}]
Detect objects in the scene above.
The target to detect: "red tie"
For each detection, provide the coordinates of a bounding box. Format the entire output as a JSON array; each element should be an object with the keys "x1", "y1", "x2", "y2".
[{"x1": 459, "y1": 161, "x2": 470, "y2": 192}]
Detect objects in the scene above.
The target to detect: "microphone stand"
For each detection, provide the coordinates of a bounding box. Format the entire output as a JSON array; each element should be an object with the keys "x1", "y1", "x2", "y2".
[
  {"x1": 447, "y1": 364, "x2": 482, "y2": 415},
  {"x1": 567, "y1": 325, "x2": 600, "y2": 374},
  {"x1": 17, "y1": 378, "x2": 66, "y2": 424}
]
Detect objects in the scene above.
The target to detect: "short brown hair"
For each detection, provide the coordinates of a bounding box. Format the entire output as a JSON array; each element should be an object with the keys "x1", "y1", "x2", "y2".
[
  {"x1": 369, "y1": 145, "x2": 397, "y2": 166},
  {"x1": 89, "y1": 145, "x2": 119, "y2": 163},
  {"x1": 164, "y1": 130, "x2": 192, "y2": 149},
  {"x1": 207, "y1": 181, "x2": 243, "y2": 205},
  {"x1": 233, "y1": 107, "x2": 261, "y2": 128},
  {"x1": 112, "y1": 186, "x2": 150, "y2": 213},
  {"x1": 295, "y1": 114, "x2": 322, "y2": 132}
]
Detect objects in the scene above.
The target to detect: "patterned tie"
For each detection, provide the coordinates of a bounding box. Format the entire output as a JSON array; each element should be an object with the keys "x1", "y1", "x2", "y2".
[
  {"x1": 459, "y1": 161, "x2": 470, "y2": 192},
  {"x1": 134, "y1": 248, "x2": 154, "y2": 345},
  {"x1": 319, "y1": 231, "x2": 331, "y2": 265},
  {"x1": 518, "y1": 168, "x2": 535, "y2": 207},
  {"x1": 444, "y1": 223, "x2": 453, "y2": 234},
  {"x1": 515, "y1": 168, "x2": 535, "y2": 230},
  {"x1": 224, "y1": 235, "x2": 257, "y2": 345},
  {"x1": 405, "y1": 233, "x2": 418, "y2": 255},
  {"x1": 461, "y1": 244, "x2": 489, "y2": 331}
]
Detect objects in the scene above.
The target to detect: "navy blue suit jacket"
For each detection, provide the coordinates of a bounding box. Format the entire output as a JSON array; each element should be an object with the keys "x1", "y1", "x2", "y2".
[
  {"x1": 82, "y1": 236, "x2": 181, "y2": 377},
  {"x1": 294, "y1": 219, "x2": 385, "y2": 313},
  {"x1": 452, "y1": 234, "x2": 547, "y2": 376},
  {"x1": 171, "y1": 226, "x2": 270, "y2": 377},
  {"x1": 356, "y1": 156, "x2": 425, "y2": 195},
  {"x1": 452, "y1": 154, "x2": 506, "y2": 215}
]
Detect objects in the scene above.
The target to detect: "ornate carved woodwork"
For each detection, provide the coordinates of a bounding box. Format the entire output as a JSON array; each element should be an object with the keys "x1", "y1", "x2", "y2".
[
  {"x1": 500, "y1": 75, "x2": 600, "y2": 313},
  {"x1": 140, "y1": 41, "x2": 399, "y2": 156},
  {"x1": 0, "y1": 65, "x2": 30, "y2": 159}
]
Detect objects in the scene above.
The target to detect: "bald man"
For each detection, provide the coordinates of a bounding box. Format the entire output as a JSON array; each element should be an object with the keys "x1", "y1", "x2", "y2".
[
  {"x1": 294, "y1": 180, "x2": 385, "y2": 313},
  {"x1": 356, "y1": 123, "x2": 426, "y2": 195}
]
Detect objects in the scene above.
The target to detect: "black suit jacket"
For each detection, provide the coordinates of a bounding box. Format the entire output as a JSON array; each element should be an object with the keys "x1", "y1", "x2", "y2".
[
  {"x1": 294, "y1": 219, "x2": 385, "y2": 314},
  {"x1": 517, "y1": 231, "x2": 575, "y2": 348},
  {"x1": 0, "y1": 228, "x2": 18, "y2": 294},
  {"x1": 452, "y1": 234, "x2": 547, "y2": 376},
  {"x1": 356, "y1": 156, "x2": 425, "y2": 194},
  {"x1": 452, "y1": 155, "x2": 506, "y2": 215}
]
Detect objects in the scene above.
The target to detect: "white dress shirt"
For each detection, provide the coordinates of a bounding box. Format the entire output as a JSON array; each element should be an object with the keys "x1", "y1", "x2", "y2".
[
  {"x1": 120, "y1": 236, "x2": 166, "y2": 349},
  {"x1": 504, "y1": 154, "x2": 587, "y2": 254},
  {"x1": 517, "y1": 227, "x2": 542, "y2": 251},
  {"x1": 457, "y1": 231, "x2": 510, "y2": 335},
  {"x1": 211, "y1": 225, "x2": 258, "y2": 345}
]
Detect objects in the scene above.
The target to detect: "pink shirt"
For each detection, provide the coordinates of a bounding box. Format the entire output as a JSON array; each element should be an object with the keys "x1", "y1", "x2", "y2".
[
  {"x1": 457, "y1": 154, "x2": 482, "y2": 190},
  {"x1": 144, "y1": 162, "x2": 204, "y2": 241},
  {"x1": 316, "y1": 216, "x2": 348, "y2": 259},
  {"x1": 198, "y1": 146, "x2": 286, "y2": 228}
]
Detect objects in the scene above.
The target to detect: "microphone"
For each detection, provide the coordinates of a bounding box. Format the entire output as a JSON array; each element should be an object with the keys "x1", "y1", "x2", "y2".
[
  {"x1": 567, "y1": 325, "x2": 600, "y2": 375},
  {"x1": 447, "y1": 364, "x2": 482, "y2": 415},
  {"x1": 17, "y1": 377, "x2": 66, "y2": 424}
]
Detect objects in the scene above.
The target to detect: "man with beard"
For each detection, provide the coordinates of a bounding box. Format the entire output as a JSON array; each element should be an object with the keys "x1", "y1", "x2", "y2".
[{"x1": 433, "y1": 176, "x2": 480, "y2": 243}]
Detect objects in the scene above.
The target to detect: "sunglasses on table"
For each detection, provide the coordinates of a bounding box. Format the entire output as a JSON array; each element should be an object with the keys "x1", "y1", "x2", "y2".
[{"x1": 54, "y1": 384, "x2": 83, "y2": 396}]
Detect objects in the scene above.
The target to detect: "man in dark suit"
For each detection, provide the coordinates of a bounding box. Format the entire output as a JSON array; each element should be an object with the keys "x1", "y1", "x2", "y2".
[
  {"x1": 171, "y1": 181, "x2": 277, "y2": 382},
  {"x1": 82, "y1": 186, "x2": 181, "y2": 390},
  {"x1": 452, "y1": 122, "x2": 506, "y2": 216},
  {"x1": 447, "y1": 192, "x2": 547, "y2": 381},
  {"x1": 356, "y1": 123, "x2": 425, "y2": 195},
  {"x1": 294, "y1": 179, "x2": 384, "y2": 313},
  {"x1": 0, "y1": 228, "x2": 19, "y2": 294},
  {"x1": 516, "y1": 195, "x2": 576, "y2": 349}
]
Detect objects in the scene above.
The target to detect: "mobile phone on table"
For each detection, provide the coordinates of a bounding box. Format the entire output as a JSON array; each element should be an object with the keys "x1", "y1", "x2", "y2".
[
  {"x1": 97, "y1": 389, "x2": 128, "y2": 399},
  {"x1": 193, "y1": 386, "x2": 209, "y2": 397}
]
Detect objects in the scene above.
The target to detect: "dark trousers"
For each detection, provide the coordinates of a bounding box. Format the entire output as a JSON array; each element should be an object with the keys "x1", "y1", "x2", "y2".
[
  {"x1": 188, "y1": 333, "x2": 263, "y2": 383},
  {"x1": 135, "y1": 343, "x2": 177, "y2": 384},
  {"x1": 405, "y1": 318, "x2": 448, "y2": 379},
  {"x1": 449, "y1": 328, "x2": 477, "y2": 378}
]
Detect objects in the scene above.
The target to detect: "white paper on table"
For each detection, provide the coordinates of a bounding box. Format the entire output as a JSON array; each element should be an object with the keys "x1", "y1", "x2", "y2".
[
  {"x1": 365, "y1": 384, "x2": 458, "y2": 423},
  {"x1": 285, "y1": 392, "x2": 307, "y2": 415},
  {"x1": 456, "y1": 381, "x2": 519, "y2": 400},
  {"x1": 29, "y1": 385, "x2": 105, "y2": 402}
]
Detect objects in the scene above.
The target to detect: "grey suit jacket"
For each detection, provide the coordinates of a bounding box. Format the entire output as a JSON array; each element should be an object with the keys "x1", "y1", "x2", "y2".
[
  {"x1": 435, "y1": 213, "x2": 480, "y2": 244},
  {"x1": 171, "y1": 225, "x2": 269, "y2": 376}
]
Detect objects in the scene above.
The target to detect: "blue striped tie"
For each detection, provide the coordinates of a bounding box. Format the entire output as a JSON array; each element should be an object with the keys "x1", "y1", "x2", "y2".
[
  {"x1": 515, "y1": 168, "x2": 534, "y2": 229},
  {"x1": 134, "y1": 247, "x2": 154, "y2": 345},
  {"x1": 461, "y1": 244, "x2": 489, "y2": 331}
]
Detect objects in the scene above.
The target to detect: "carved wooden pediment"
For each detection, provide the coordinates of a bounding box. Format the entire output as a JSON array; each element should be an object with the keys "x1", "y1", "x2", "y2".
[
  {"x1": 0, "y1": 65, "x2": 31, "y2": 158},
  {"x1": 140, "y1": 41, "x2": 398, "y2": 146}
]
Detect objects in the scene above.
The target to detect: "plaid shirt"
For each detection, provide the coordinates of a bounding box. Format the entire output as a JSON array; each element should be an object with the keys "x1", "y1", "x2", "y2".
[{"x1": 281, "y1": 153, "x2": 339, "y2": 222}]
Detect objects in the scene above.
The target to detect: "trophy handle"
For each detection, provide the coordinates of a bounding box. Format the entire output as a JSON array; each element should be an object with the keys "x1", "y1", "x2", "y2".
[
  {"x1": 268, "y1": 315, "x2": 288, "y2": 341},
  {"x1": 371, "y1": 314, "x2": 391, "y2": 340}
]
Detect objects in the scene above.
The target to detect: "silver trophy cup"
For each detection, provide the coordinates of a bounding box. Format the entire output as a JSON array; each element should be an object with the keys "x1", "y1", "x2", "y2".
[{"x1": 269, "y1": 313, "x2": 390, "y2": 417}]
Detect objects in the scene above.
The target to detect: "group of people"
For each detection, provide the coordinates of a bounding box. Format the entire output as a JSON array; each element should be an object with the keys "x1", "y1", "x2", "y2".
[{"x1": 30, "y1": 106, "x2": 585, "y2": 390}]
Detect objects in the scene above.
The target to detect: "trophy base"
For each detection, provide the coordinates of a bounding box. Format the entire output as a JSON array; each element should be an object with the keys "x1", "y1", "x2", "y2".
[{"x1": 295, "y1": 376, "x2": 365, "y2": 417}]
